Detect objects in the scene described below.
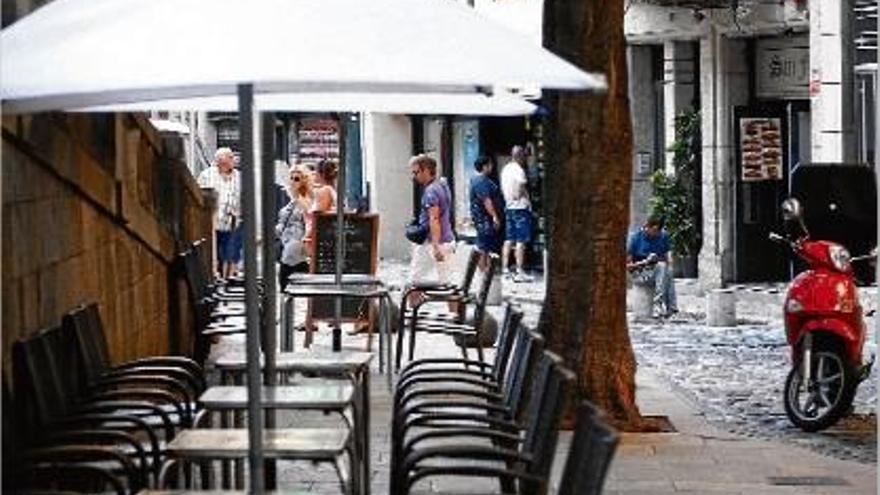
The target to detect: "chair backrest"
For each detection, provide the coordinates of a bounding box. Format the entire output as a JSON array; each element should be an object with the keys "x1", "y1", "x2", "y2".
[
  {"x1": 501, "y1": 327, "x2": 543, "y2": 418},
  {"x1": 490, "y1": 304, "x2": 524, "y2": 382},
  {"x1": 2, "y1": 375, "x2": 22, "y2": 467},
  {"x1": 181, "y1": 246, "x2": 210, "y2": 302},
  {"x1": 39, "y1": 323, "x2": 88, "y2": 404},
  {"x1": 520, "y1": 352, "x2": 575, "y2": 495},
  {"x1": 65, "y1": 303, "x2": 112, "y2": 385},
  {"x1": 558, "y1": 402, "x2": 620, "y2": 495},
  {"x1": 468, "y1": 253, "x2": 499, "y2": 330},
  {"x1": 459, "y1": 247, "x2": 481, "y2": 294},
  {"x1": 11, "y1": 329, "x2": 73, "y2": 431}
]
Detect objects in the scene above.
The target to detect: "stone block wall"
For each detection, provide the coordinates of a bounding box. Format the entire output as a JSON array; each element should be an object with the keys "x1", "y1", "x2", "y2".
[{"x1": 2, "y1": 113, "x2": 213, "y2": 375}]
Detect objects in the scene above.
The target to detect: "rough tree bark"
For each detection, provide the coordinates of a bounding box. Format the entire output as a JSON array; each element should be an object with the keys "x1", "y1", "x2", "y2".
[{"x1": 539, "y1": 0, "x2": 658, "y2": 431}]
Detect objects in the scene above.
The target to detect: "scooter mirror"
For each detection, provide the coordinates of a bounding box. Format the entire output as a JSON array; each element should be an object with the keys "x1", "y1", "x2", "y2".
[{"x1": 781, "y1": 198, "x2": 803, "y2": 221}]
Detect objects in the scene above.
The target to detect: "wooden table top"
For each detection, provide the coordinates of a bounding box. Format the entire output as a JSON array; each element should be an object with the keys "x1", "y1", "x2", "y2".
[
  {"x1": 199, "y1": 384, "x2": 354, "y2": 410},
  {"x1": 213, "y1": 350, "x2": 373, "y2": 373},
  {"x1": 165, "y1": 428, "x2": 350, "y2": 459}
]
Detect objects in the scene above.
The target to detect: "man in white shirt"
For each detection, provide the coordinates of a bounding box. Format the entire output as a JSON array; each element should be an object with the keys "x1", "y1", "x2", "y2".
[
  {"x1": 500, "y1": 145, "x2": 532, "y2": 282},
  {"x1": 197, "y1": 147, "x2": 242, "y2": 279}
]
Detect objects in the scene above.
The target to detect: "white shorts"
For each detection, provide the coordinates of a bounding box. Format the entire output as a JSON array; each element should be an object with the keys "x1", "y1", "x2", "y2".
[{"x1": 410, "y1": 242, "x2": 455, "y2": 285}]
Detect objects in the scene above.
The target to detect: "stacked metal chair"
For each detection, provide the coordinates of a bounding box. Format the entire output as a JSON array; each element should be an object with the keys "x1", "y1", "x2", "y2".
[
  {"x1": 393, "y1": 351, "x2": 574, "y2": 495},
  {"x1": 396, "y1": 251, "x2": 498, "y2": 370},
  {"x1": 390, "y1": 299, "x2": 621, "y2": 495},
  {"x1": 10, "y1": 329, "x2": 168, "y2": 492},
  {"x1": 178, "y1": 242, "x2": 251, "y2": 363}
]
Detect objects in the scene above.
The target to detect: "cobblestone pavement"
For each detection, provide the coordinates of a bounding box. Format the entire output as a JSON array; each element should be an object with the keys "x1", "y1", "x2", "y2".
[
  {"x1": 379, "y1": 254, "x2": 878, "y2": 465},
  {"x1": 202, "y1": 253, "x2": 876, "y2": 493},
  {"x1": 629, "y1": 319, "x2": 877, "y2": 465}
]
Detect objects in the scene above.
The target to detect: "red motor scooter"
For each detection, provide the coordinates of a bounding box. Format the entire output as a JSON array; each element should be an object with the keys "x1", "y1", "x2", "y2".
[{"x1": 769, "y1": 198, "x2": 875, "y2": 432}]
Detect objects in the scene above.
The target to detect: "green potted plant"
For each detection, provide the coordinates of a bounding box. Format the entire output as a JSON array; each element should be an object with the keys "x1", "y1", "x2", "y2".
[{"x1": 650, "y1": 109, "x2": 701, "y2": 278}]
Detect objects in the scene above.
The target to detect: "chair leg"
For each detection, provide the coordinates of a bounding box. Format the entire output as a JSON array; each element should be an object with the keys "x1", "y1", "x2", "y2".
[
  {"x1": 475, "y1": 342, "x2": 484, "y2": 364},
  {"x1": 395, "y1": 304, "x2": 407, "y2": 371},
  {"x1": 407, "y1": 317, "x2": 418, "y2": 362},
  {"x1": 395, "y1": 326, "x2": 405, "y2": 371},
  {"x1": 459, "y1": 343, "x2": 472, "y2": 370}
]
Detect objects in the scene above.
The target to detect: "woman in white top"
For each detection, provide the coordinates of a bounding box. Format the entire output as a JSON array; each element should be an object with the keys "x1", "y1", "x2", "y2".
[
  {"x1": 276, "y1": 164, "x2": 313, "y2": 288},
  {"x1": 304, "y1": 159, "x2": 338, "y2": 255}
]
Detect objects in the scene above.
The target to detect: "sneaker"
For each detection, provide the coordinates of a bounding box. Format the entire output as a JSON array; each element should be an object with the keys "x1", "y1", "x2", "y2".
[{"x1": 513, "y1": 272, "x2": 533, "y2": 283}]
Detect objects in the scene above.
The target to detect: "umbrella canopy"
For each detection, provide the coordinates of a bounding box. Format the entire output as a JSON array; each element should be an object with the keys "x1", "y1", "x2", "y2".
[
  {"x1": 1, "y1": 0, "x2": 605, "y2": 113},
  {"x1": 73, "y1": 92, "x2": 537, "y2": 116}
]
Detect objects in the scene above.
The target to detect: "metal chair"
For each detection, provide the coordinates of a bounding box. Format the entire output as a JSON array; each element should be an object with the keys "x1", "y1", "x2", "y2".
[
  {"x1": 557, "y1": 402, "x2": 619, "y2": 495},
  {"x1": 390, "y1": 329, "x2": 544, "y2": 493},
  {"x1": 64, "y1": 304, "x2": 201, "y2": 424},
  {"x1": 11, "y1": 332, "x2": 162, "y2": 490},
  {"x1": 67, "y1": 303, "x2": 204, "y2": 387},
  {"x1": 3, "y1": 377, "x2": 135, "y2": 495},
  {"x1": 394, "y1": 304, "x2": 523, "y2": 402},
  {"x1": 399, "y1": 247, "x2": 481, "y2": 320},
  {"x1": 396, "y1": 253, "x2": 499, "y2": 370},
  {"x1": 396, "y1": 352, "x2": 575, "y2": 495},
  {"x1": 178, "y1": 246, "x2": 250, "y2": 363}
]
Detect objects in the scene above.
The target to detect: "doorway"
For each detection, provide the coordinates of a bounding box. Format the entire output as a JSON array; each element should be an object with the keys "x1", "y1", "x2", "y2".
[{"x1": 733, "y1": 101, "x2": 809, "y2": 282}]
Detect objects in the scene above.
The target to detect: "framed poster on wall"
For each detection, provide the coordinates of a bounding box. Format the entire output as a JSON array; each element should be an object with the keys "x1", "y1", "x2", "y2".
[{"x1": 740, "y1": 117, "x2": 783, "y2": 182}]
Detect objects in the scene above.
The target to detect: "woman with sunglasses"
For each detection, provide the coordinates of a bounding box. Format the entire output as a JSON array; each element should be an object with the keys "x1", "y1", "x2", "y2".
[{"x1": 276, "y1": 163, "x2": 313, "y2": 288}]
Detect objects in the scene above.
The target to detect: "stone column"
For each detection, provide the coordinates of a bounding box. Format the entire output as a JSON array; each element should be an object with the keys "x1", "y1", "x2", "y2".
[
  {"x1": 698, "y1": 30, "x2": 749, "y2": 290},
  {"x1": 628, "y1": 44, "x2": 659, "y2": 230},
  {"x1": 810, "y1": 0, "x2": 856, "y2": 163},
  {"x1": 663, "y1": 41, "x2": 697, "y2": 172},
  {"x1": 362, "y1": 113, "x2": 413, "y2": 260}
]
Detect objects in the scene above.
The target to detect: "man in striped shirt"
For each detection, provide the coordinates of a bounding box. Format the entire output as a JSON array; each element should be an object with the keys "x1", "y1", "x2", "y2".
[{"x1": 198, "y1": 147, "x2": 242, "y2": 279}]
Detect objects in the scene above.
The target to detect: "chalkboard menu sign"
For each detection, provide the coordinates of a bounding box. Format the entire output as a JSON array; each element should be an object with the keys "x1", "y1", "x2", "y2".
[{"x1": 309, "y1": 213, "x2": 379, "y2": 320}]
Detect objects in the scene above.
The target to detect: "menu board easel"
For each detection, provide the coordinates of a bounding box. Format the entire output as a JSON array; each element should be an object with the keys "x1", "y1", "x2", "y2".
[{"x1": 309, "y1": 213, "x2": 379, "y2": 321}]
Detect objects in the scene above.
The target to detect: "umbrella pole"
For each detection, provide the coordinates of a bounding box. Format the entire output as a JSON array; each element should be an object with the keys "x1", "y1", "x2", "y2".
[
  {"x1": 260, "y1": 111, "x2": 278, "y2": 488},
  {"x1": 333, "y1": 113, "x2": 348, "y2": 351},
  {"x1": 239, "y1": 83, "x2": 265, "y2": 492}
]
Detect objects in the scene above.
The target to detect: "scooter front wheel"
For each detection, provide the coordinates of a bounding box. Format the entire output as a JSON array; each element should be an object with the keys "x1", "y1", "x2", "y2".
[{"x1": 784, "y1": 342, "x2": 857, "y2": 432}]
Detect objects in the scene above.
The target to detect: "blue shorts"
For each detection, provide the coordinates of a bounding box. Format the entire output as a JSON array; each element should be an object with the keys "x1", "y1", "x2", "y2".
[
  {"x1": 505, "y1": 209, "x2": 532, "y2": 243},
  {"x1": 216, "y1": 228, "x2": 243, "y2": 263},
  {"x1": 476, "y1": 228, "x2": 502, "y2": 254}
]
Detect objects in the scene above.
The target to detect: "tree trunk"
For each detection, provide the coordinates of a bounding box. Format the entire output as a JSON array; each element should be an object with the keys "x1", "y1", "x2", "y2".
[{"x1": 540, "y1": 0, "x2": 656, "y2": 431}]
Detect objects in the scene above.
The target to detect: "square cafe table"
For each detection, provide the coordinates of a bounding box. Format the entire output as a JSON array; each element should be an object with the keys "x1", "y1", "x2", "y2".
[
  {"x1": 280, "y1": 276, "x2": 393, "y2": 387},
  {"x1": 212, "y1": 351, "x2": 373, "y2": 494},
  {"x1": 160, "y1": 428, "x2": 353, "y2": 493}
]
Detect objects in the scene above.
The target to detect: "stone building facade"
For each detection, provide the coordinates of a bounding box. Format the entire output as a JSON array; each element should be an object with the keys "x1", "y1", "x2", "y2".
[
  {"x1": 2, "y1": 113, "x2": 213, "y2": 374},
  {"x1": 625, "y1": 1, "x2": 873, "y2": 289}
]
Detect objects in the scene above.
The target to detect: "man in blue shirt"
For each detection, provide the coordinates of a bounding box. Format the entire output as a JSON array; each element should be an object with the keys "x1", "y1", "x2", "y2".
[
  {"x1": 627, "y1": 216, "x2": 678, "y2": 318},
  {"x1": 469, "y1": 156, "x2": 504, "y2": 271}
]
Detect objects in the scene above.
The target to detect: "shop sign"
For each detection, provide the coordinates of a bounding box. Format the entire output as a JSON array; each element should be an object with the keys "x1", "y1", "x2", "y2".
[{"x1": 756, "y1": 36, "x2": 809, "y2": 100}]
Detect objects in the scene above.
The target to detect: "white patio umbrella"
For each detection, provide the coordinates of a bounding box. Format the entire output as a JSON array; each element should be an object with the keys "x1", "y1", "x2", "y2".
[
  {"x1": 73, "y1": 91, "x2": 538, "y2": 116},
  {"x1": 1, "y1": 0, "x2": 604, "y2": 113},
  {"x1": 1, "y1": 0, "x2": 603, "y2": 491}
]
